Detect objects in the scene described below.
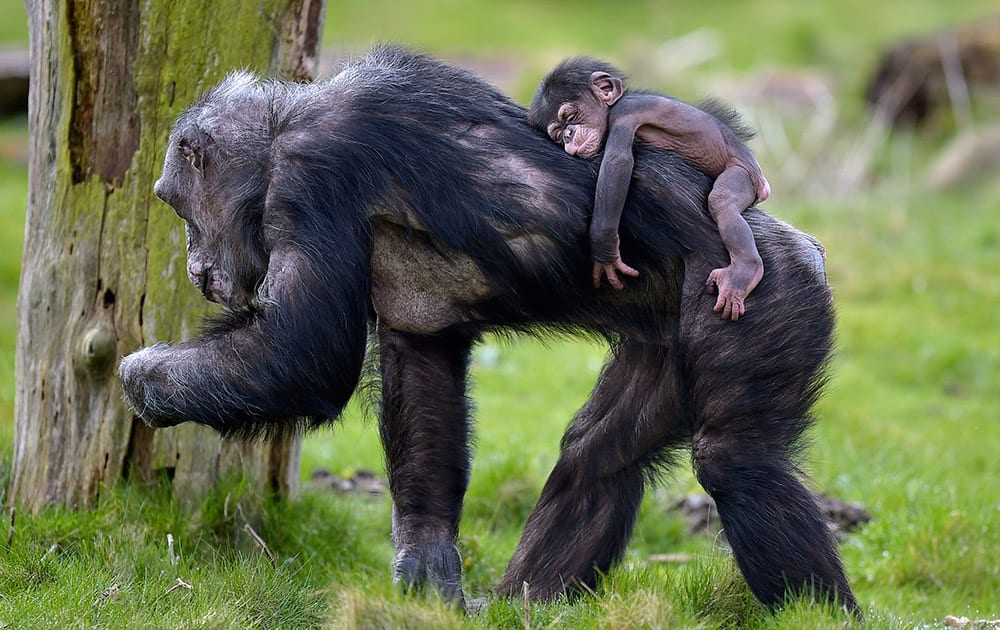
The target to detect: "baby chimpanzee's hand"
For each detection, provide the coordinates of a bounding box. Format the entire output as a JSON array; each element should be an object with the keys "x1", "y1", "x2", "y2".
[{"x1": 593, "y1": 258, "x2": 639, "y2": 290}]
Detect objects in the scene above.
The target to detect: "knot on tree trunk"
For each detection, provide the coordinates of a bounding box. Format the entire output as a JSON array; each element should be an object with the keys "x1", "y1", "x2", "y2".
[{"x1": 77, "y1": 323, "x2": 118, "y2": 373}]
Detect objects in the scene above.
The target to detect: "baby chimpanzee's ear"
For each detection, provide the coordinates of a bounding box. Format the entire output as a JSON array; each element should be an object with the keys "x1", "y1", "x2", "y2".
[{"x1": 590, "y1": 72, "x2": 624, "y2": 106}]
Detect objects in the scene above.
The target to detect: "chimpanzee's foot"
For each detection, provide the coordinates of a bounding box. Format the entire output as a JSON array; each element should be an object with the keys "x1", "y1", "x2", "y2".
[
  {"x1": 392, "y1": 542, "x2": 466, "y2": 607},
  {"x1": 706, "y1": 259, "x2": 763, "y2": 321}
]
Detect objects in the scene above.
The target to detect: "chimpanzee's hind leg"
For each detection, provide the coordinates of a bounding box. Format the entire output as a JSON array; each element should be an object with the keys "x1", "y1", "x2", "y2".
[
  {"x1": 496, "y1": 339, "x2": 689, "y2": 599},
  {"x1": 690, "y1": 428, "x2": 857, "y2": 612},
  {"x1": 681, "y1": 250, "x2": 858, "y2": 613},
  {"x1": 378, "y1": 328, "x2": 475, "y2": 606}
]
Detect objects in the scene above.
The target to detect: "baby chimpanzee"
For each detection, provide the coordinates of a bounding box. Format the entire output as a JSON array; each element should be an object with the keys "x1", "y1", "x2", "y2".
[{"x1": 529, "y1": 57, "x2": 770, "y2": 321}]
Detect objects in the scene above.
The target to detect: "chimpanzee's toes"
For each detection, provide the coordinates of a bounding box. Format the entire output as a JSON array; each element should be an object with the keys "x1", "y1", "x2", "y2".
[
  {"x1": 392, "y1": 543, "x2": 465, "y2": 607},
  {"x1": 425, "y1": 542, "x2": 464, "y2": 606},
  {"x1": 392, "y1": 549, "x2": 427, "y2": 591}
]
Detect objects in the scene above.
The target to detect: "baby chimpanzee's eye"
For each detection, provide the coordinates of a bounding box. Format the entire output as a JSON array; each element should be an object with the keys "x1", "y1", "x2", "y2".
[{"x1": 557, "y1": 103, "x2": 579, "y2": 125}]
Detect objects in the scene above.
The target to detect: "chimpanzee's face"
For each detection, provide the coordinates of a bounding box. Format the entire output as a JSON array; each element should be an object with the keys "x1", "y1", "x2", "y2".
[
  {"x1": 153, "y1": 126, "x2": 267, "y2": 309},
  {"x1": 539, "y1": 70, "x2": 624, "y2": 159},
  {"x1": 546, "y1": 99, "x2": 609, "y2": 159}
]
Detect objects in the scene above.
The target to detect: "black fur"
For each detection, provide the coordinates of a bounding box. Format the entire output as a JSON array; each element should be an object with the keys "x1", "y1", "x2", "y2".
[
  {"x1": 696, "y1": 96, "x2": 757, "y2": 142},
  {"x1": 120, "y1": 45, "x2": 856, "y2": 614}
]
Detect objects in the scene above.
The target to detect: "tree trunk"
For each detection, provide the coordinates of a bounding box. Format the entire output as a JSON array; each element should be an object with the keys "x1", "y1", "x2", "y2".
[{"x1": 11, "y1": 0, "x2": 325, "y2": 511}]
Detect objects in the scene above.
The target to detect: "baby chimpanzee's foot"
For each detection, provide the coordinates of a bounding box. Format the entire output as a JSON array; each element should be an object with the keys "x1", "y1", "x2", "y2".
[{"x1": 706, "y1": 259, "x2": 763, "y2": 321}]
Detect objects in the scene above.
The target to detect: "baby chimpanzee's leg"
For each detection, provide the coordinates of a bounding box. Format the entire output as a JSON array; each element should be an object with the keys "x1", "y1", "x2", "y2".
[{"x1": 705, "y1": 166, "x2": 763, "y2": 321}]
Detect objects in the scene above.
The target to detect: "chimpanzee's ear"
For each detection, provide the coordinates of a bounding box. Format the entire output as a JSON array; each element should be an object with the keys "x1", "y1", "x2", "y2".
[
  {"x1": 590, "y1": 72, "x2": 624, "y2": 106},
  {"x1": 177, "y1": 125, "x2": 211, "y2": 174}
]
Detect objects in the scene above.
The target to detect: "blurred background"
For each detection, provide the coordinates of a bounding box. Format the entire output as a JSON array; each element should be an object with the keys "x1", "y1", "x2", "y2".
[{"x1": 1, "y1": 0, "x2": 998, "y2": 625}]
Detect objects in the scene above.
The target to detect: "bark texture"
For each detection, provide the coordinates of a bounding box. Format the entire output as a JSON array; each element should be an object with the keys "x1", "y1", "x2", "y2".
[{"x1": 12, "y1": 0, "x2": 325, "y2": 510}]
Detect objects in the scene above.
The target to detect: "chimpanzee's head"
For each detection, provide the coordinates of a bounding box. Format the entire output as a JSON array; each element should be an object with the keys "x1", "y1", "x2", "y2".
[
  {"x1": 528, "y1": 57, "x2": 626, "y2": 159},
  {"x1": 153, "y1": 72, "x2": 271, "y2": 309}
]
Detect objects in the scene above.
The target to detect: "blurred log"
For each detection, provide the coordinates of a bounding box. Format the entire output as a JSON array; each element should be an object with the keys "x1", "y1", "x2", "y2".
[
  {"x1": 927, "y1": 123, "x2": 1000, "y2": 189},
  {"x1": 673, "y1": 492, "x2": 871, "y2": 539},
  {"x1": 865, "y1": 18, "x2": 1000, "y2": 126},
  {"x1": 0, "y1": 49, "x2": 29, "y2": 117}
]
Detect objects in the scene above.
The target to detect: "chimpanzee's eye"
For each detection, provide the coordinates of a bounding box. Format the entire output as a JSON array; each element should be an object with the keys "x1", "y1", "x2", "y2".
[{"x1": 557, "y1": 103, "x2": 577, "y2": 123}]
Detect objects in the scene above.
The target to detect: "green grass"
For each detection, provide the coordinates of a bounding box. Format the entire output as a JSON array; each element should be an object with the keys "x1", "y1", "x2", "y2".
[
  {"x1": 0, "y1": 477, "x2": 390, "y2": 627},
  {"x1": 4, "y1": 0, "x2": 1000, "y2": 627}
]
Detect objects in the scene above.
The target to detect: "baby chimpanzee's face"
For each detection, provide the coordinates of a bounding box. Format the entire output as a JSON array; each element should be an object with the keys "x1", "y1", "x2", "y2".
[
  {"x1": 546, "y1": 100, "x2": 608, "y2": 158},
  {"x1": 542, "y1": 70, "x2": 623, "y2": 159}
]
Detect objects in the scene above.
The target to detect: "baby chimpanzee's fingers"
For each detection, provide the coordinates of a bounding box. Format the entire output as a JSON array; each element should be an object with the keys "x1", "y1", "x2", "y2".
[
  {"x1": 606, "y1": 266, "x2": 624, "y2": 290},
  {"x1": 706, "y1": 273, "x2": 719, "y2": 293},
  {"x1": 734, "y1": 298, "x2": 746, "y2": 321},
  {"x1": 594, "y1": 263, "x2": 626, "y2": 289},
  {"x1": 716, "y1": 293, "x2": 737, "y2": 320},
  {"x1": 713, "y1": 292, "x2": 726, "y2": 312},
  {"x1": 616, "y1": 260, "x2": 640, "y2": 278}
]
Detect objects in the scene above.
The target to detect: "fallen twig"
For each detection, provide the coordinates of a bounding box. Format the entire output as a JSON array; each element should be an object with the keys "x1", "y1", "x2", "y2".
[
  {"x1": 522, "y1": 581, "x2": 531, "y2": 630},
  {"x1": 946, "y1": 616, "x2": 1000, "y2": 629},
  {"x1": 243, "y1": 523, "x2": 277, "y2": 568},
  {"x1": 93, "y1": 583, "x2": 121, "y2": 607},
  {"x1": 167, "y1": 532, "x2": 178, "y2": 566},
  {"x1": 165, "y1": 577, "x2": 193, "y2": 595},
  {"x1": 41, "y1": 543, "x2": 60, "y2": 562},
  {"x1": 937, "y1": 33, "x2": 973, "y2": 131}
]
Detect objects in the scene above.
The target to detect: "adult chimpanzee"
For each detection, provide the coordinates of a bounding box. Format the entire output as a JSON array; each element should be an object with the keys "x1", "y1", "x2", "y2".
[{"x1": 119, "y1": 45, "x2": 856, "y2": 614}]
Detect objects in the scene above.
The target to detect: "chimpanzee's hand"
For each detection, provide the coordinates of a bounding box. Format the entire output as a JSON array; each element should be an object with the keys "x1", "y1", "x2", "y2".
[
  {"x1": 592, "y1": 258, "x2": 639, "y2": 290},
  {"x1": 119, "y1": 343, "x2": 187, "y2": 428},
  {"x1": 591, "y1": 233, "x2": 639, "y2": 289}
]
